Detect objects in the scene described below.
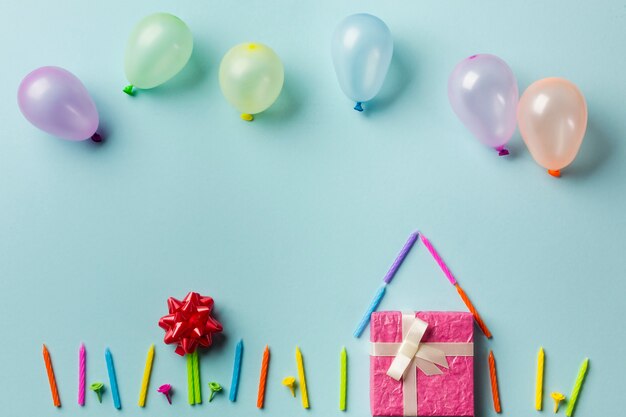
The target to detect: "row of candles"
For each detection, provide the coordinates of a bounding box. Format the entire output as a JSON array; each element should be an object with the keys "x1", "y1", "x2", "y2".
[{"x1": 42, "y1": 341, "x2": 348, "y2": 410}]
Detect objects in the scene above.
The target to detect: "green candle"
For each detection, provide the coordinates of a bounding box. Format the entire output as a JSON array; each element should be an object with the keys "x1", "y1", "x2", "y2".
[
  {"x1": 186, "y1": 354, "x2": 194, "y2": 405},
  {"x1": 192, "y1": 351, "x2": 202, "y2": 404},
  {"x1": 340, "y1": 347, "x2": 347, "y2": 411},
  {"x1": 565, "y1": 358, "x2": 589, "y2": 417}
]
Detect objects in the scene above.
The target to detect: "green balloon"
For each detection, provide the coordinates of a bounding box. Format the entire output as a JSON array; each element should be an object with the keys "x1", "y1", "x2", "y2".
[
  {"x1": 124, "y1": 13, "x2": 193, "y2": 89},
  {"x1": 219, "y1": 43, "x2": 284, "y2": 120}
]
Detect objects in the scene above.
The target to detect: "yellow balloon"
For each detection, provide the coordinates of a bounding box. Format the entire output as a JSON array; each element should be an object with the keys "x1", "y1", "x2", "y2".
[
  {"x1": 219, "y1": 43, "x2": 284, "y2": 121},
  {"x1": 517, "y1": 78, "x2": 587, "y2": 177}
]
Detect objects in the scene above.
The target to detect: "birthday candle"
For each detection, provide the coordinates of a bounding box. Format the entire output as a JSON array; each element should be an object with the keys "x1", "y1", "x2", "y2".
[
  {"x1": 186, "y1": 354, "x2": 194, "y2": 405},
  {"x1": 455, "y1": 284, "x2": 492, "y2": 338},
  {"x1": 229, "y1": 340, "x2": 243, "y2": 402},
  {"x1": 565, "y1": 358, "x2": 589, "y2": 417},
  {"x1": 420, "y1": 234, "x2": 457, "y2": 285},
  {"x1": 105, "y1": 348, "x2": 121, "y2": 409},
  {"x1": 192, "y1": 350, "x2": 202, "y2": 404},
  {"x1": 354, "y1": 284, "x2": 386, "y2": 338},
  {"x1": 421, "y1": 233, "x2": 492, "y2": 338},
  {"x1": 488, "y1": 351, "x2": 501, "y2": 413},
  {"x1": 354, "y1": 232, "x2": 419, "y2": 338},
  {"x1": 383, "y1": 231, "x2": 419, "y2": 284},
  {"x1": 296, "y1": 347, "x2": 309, "y2": 409},
  {"x1": 42, "y1": 344, "x2": 61, "y2": 407},
  {"x1": 78, "y1": 343, "x2": 86, "y2": 406},
  {"x1": 340, "y1": 347, "x2": 347, "y2": 411},
  {"x1": 137, "y1": 344, "x2": 155, "y2": 407},
  {"x1": 535, "y1": 347, "x2": 544, "y2": 410},
  {"x1": 257, "y1": 345, "x2": 270, "y2": 408}
]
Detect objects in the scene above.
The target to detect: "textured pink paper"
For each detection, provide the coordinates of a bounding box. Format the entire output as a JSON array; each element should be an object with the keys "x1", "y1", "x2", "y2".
[{"x1": 370, "y1": 311, "x2": 474, "y2": 416}]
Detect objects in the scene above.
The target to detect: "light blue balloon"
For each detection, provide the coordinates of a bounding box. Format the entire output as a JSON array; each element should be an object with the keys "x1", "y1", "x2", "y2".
[{"x1": 331, "y1": 13, "x2": 393, "y2": 111}]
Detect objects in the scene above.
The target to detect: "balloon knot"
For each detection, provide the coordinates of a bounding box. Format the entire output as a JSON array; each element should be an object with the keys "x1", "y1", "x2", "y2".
[
  {"x1": 497, "y1": 148, "x2": 509, "y2": 156},
  {"x1": 354, "y1": 102, "x2": 364, "y2": 112},
  {"x1": 123, "y1": 85, "x2": 135, "y2": 96},
  {"x1": 241, "y1": 113, "x2": 254, "y2": 121},
  {"x1": 90, "y1": 133, "x2": 103, "y2": 143},
  {"x1": 548, "y1": 169, "x2": 561, "y2": 177}
]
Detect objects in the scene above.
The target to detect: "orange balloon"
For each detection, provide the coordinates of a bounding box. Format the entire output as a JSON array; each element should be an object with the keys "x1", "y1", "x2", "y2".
[{"x1": 517, "y1": 78, "x2": 587, "y2": 176}]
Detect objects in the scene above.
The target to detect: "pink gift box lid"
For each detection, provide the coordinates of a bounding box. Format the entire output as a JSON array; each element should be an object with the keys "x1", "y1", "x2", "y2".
[{"x1": 370, "y1": 311, "x2": 474, "y2": 416}]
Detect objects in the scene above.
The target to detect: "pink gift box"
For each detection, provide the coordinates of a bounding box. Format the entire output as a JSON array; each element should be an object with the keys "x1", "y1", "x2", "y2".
[{"x1": 370, "y1": 311, "x2": 474, "y2": 416}]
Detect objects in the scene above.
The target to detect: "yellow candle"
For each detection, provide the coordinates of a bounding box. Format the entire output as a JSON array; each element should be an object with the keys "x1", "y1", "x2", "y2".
[
  {"x1": 535, "y1": 347, "x2": 544, "y2": 410},
  {"x1": 138, "y1": 344, "x2": 155, "y2": 407},
  {"x1": 340, "y1": 347, "x2": 347, "y2": 411},
  {"x1": 296, "y1": 347, "x2": 309, "y2": 409}
]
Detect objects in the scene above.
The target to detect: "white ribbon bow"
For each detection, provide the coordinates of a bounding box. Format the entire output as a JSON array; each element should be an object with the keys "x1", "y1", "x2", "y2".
[{"x1": 386, "y1": 317, "x2": 450, "y2": 379}]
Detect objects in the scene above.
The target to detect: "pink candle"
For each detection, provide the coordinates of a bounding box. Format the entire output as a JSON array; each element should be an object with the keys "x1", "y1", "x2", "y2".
[{"x1": 78, "y1": 343, "x2": 86, "y2": 406}]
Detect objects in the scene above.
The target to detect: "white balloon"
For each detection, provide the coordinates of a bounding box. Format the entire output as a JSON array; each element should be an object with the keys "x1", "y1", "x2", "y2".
[{"x1": 331, "y1": 13, "x2": 393, "y2": 111}]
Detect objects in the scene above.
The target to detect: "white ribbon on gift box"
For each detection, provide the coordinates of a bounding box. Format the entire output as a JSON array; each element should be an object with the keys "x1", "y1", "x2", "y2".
[{"x1": 370, "y1": 313, "x2": 474, "y2": 416}]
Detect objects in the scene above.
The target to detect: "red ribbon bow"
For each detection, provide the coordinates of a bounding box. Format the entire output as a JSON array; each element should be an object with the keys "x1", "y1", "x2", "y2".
[{"x1": 158, "y1": 292, "x2": 223, "y2": 356}]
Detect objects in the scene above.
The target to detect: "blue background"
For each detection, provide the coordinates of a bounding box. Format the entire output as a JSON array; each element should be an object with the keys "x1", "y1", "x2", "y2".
[{"x1": 0, "y1": 0, "x2": 622, "y2": 416}]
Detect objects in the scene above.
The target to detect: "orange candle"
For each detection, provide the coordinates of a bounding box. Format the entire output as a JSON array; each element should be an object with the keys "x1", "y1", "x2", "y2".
[
  {"x1": 488, "y1": 350, "x2": 501, "y2": 413},
  {"x1": 43, "y1": 344, "x2": 61, "y2": 407},
  {"x1": 456, "y1": 284, "x2": 492, "y2": 338},
  {"x1": 257, "y1": 345, "x2": 270, "y2": 408}
]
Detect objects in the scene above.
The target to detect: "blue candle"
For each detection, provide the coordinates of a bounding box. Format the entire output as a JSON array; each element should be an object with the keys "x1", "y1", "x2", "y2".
[
  {"x1": 354, "y1": 284, "x2": 386, "y2": 337},
  {"x1": 229, "y1": 340, "x2": 243, "y2": 402},
  {"x1": 105, "y1": 348, "x2": 121, "y2": 409}
]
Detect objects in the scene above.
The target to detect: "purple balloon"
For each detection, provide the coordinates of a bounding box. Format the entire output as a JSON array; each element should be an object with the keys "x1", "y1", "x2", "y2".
[
  {"x1": 18, "y1": 66, "x2": 99, "y2": 141},
  {"x1": 448, "y1": 54, "x2": 518, "y2": 155}
]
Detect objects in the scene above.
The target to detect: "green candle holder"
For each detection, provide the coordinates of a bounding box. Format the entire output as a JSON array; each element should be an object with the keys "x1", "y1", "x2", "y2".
[
  {"x1": 208, "y1": 382, "x2": 222, "y2": 402},
  {"x1": 90, "y1": 382, "x2": 105, "y2": 403}
]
